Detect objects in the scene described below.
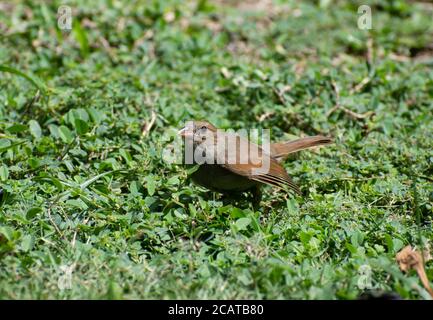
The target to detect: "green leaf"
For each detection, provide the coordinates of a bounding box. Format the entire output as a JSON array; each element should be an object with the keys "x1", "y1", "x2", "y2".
[
  {"x1": 392, "y1": 238, "x2": 404, "y2": 252},
  {"x1": 300, "y1": 231, "x2": 312, "y2": 247},
  {"x1": 65, "y1": 199, "x2": 89, "y2": 210},
  {"x1": 0, "y1": 165, "x2": 9, "y2": 181},
  {"x1": 229, "y1": 207, "x2": 245, "y2": 218},
  {"x1": 384, "y1": 236, "x2": 404, "y2": 253},
  {"x1": 48, "y1": 124, "x2": 60, "y2": 139},
  {"x1": 87, "y1": 107, "x2": 104, "y2": 124},
  {"x1": 26, "y1": 207, "x2": 42, "y2": 220},
  {"x1": 235, "y1": 217, "x2": 251, "y2": 231},
  {"x1": 119, "y1": 149, "x2": 132, "y2": 164},
  {"x1": 59, "y1": 125, "x2": 74, "y2": 143},
  {"x1": 0, "y1": 226, "x2": 14, "y2": 241},
  {"x1": 74, "y1": 118, "x2": 89, "y2": 135},
  {"x1": 188, "y1": 203, "x2": 197, "y2": 217},
  {"x1": 167, "y1": 175, "x2": 179, "y2": 185},
  {"x1": 21, "y1": 234, "x2": 34, "y2": 252},
  {"x1": 129, "y1": 181, "x2": 140, "y2": 196},
  {"x1": 29, "y1": 120, "x2": 42, "y2": 138},
  {"x1": 6, "y1": 124, "x2": 27, "y2": 134},
  {"x1": 345, "y1": 242, "x2": 357, "y2": 254},
  {"x1": 186, "y1": 165, "x2": 200, "y2": 175},
  {"x1": 146, "y1": 175, "x2": 156, "y2": 196},
  {"x1": 73, "y1": 20, "x2": 89, "y2": 58},
  {"x1": 286, "y1": 198, "x2": 299, "y2": 214},
  {"x1": 28, "y1": 157, "x2": 40, "y2": 169},
  {"x1": 107, "y1": 281, "x2": 123, "y2": 300},
  {"x1": 351, "y1": 231, "x2": 364, "y2": 247},
  {"x1": 0, "y1": 139, "x2": 11, "y2": 149},
  {"x1": 384, "y1": 234, "x2": 394, "y2": 252}
]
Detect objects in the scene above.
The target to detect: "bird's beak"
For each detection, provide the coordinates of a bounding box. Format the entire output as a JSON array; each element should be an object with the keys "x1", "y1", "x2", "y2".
[{"x1": 178, "y1": 127, "x2": 193, "y2": 138}]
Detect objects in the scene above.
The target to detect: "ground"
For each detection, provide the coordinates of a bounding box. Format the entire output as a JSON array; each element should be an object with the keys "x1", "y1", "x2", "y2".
[{"x1": 0, "y1": 0, "x2": 432, "y2": 299}]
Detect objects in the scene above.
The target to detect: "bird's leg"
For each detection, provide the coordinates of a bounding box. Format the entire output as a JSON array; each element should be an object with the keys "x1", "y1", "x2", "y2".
[{"x1": 251, "y1": 185, "x2": 262, "y2": 211}]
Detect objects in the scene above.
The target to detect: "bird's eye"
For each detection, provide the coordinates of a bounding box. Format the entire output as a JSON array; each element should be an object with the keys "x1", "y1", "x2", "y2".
[{"x1": 200, "y1": 126, "x2": 207, "y2": 130}]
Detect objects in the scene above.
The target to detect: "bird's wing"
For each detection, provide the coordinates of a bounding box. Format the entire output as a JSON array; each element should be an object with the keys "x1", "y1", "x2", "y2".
[{"x1": 216, "y1": 133, "x2": 301, "y2": 195}]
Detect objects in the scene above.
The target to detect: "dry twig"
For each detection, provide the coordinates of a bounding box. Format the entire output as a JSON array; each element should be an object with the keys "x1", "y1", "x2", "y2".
[
  {"x1": 141, "y1": 110, "x2": 157, "y2": 137},
  {"x1": 257, "y1": 111, "x2": 275, "y2": 122},
  {"x1": 327, "y1": 81, "x2": 374, "y2": 120},
  {"x1": 396, "y1": 245, "x2": 433, "y2": 298}
]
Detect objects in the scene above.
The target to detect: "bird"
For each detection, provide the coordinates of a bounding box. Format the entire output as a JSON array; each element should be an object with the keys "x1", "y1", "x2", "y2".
[{"x1": 178, "y1": 120, "x2": 332, "y2": 201}]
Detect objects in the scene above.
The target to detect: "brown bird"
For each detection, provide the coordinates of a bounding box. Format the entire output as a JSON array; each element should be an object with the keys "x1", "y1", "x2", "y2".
[{"x1": 178, "y1": 120, "x2": 332, "y2": 200}]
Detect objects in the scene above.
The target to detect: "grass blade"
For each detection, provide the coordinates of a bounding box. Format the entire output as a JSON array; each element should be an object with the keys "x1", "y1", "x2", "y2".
[{"x1": 0, "y1": 64, "x2": 46, "y2": 93}]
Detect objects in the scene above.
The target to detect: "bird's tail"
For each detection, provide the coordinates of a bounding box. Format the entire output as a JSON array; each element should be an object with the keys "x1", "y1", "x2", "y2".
[{"x1": 270, "y1": 136, "x2": 332, "y2": 162}]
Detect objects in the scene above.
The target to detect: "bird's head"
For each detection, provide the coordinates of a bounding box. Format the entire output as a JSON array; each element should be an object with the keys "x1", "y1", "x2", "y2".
[{"x1": 178, "y1": 121, "x2": 217, "y2": 147}]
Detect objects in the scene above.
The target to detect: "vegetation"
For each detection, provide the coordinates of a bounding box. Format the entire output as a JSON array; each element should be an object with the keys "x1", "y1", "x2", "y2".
[{"x1": 0, "y1": 0, "x2": 432, "y2": 299}]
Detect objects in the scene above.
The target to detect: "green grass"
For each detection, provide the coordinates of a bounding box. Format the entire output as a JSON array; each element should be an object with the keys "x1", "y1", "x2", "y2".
[{"x1": 0, "y1": 0, "x2": 432, "y2": 299}]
